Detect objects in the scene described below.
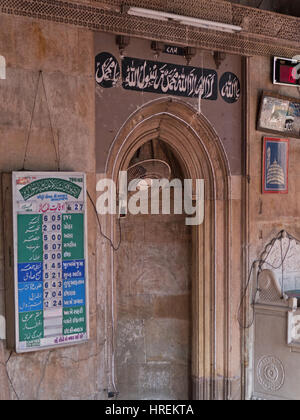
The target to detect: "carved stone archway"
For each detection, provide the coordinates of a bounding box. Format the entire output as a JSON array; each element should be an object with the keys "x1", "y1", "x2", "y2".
[{"x1": 102, "y1": 97, "x2": 238, "y2": 400}]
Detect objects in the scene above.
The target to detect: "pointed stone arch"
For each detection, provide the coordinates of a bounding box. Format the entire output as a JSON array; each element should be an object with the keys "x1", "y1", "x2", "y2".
[{"x1": 102, "y1": 97, "x2": 241, "y2": 400}]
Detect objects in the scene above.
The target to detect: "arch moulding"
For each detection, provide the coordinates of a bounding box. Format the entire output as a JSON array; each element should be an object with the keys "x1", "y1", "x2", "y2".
[{"x1": 102, "y1": 97, "x2": 242, "y2": 400}]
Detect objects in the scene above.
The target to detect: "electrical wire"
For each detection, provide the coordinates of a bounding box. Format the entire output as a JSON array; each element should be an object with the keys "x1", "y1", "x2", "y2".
[
  {"x1": 86, "y1": 190, "x2": 121, "y2": 397},
  {"x1": 238, "y1": 230, "x2": 299, "y2": 329},
  {"x1": 3, "y1": 351, "x2": 19, "y2": 400},
  {"x1": 197, "y1": 51, "x2": 204, "y2": 115},
  {"x1": 87, "y1": 190, "x2": 122, "y2": 252},
  {"x1": 238, "y1": 259, "x2": 260, "y2": 329}
]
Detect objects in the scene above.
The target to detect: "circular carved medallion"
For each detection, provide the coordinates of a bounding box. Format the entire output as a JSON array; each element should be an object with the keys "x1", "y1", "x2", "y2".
[{"x1": 257, "y1": 356, "x2": 285, "y2": 392}]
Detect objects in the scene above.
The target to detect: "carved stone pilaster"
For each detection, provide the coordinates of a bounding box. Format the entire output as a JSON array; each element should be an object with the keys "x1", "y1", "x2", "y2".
[{"x1": 193, "y1": 376, "x2": 242, "y2": 400}]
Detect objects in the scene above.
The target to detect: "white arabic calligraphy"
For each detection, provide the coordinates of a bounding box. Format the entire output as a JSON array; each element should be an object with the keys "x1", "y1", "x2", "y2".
[
  {"x1": 96, "y1": 57, "x2": 120, "y2": 86},
  {"x1": 221, "y1": 75, "x2": 240, "y2": 101},
  {"x1": 123, "y1": 59, "x2": 216, "y2": 99}
]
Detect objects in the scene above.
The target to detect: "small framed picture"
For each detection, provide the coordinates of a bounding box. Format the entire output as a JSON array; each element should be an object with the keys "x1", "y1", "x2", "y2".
[
  {"x1": 262, "y1": 137, "x2": 289, "y2": 194},
  {"x1": 258, "y1": 92, "x2": 300, "y2": 139}
]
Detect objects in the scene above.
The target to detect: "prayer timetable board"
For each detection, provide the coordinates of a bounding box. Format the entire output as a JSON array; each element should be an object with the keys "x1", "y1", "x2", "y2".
[{"x1": 12, "y1": 172, "x2": 89, "y2": 353}]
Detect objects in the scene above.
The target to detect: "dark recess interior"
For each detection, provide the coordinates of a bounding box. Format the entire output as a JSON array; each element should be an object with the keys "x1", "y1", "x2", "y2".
[{"x1": 228, "y1": 0, "x2": 300, "y2": 17}]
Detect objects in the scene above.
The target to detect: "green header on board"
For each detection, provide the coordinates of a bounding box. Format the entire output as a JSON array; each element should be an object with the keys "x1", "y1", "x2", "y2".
[{"x1": 19, "y1": 178, "x2": 82, "y2": 201}]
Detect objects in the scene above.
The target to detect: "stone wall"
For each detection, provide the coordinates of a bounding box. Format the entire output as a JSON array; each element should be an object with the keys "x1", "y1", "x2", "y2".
[
  {"x1": 245, "y1": 56, "x2": 300, "y2": 399},
  {"x1": 0, "y1": 13, "x2": 104, "y2": 400},
  {"x1": 94, "y1": 32, "x2": 244, "y2": 400},
  {"x1": 0, "y1": 9, "x2": 274, "y2": 401},
  {"x1": 116, "y1": 212, "x2": 192, "y2": 400},
  {"x1": 248, "y1": 55, "x2": 300, "y2": 266},
  {"x1": 94, "y1": 33, "x2": 243, "y2": 175}
]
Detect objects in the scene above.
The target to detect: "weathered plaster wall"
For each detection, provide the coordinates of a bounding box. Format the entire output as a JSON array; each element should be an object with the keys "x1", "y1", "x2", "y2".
[
  {"x1": 248, "y1": 56, "x2": 300, "y2": 264},
  {"x1": 246, "y1": 56, "x2": 300, "y2": 399},
  {"x1": 0, "y1": 12, "x2": 246, "y2": 400},
  {"x1": 0, "y1": 14, "x2": 105, "y2": 400},
  {"x1": 95, "y1": 33, "x2": 244, "y2": 400},
  {"x1": 94, "y1": 32, "x2": 243, "y2": 176},
  {"x1": 229, "y1": 0, "x2": 300, "y2": 17},
  {"x1": 116, "y1": 212, "x2": 192, "y2": 400}
]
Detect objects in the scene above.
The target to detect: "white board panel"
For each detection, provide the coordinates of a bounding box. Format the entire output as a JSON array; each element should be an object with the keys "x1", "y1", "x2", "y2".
[{"x1": 12, "y1": 172, "x2": 89, "y2": 353}]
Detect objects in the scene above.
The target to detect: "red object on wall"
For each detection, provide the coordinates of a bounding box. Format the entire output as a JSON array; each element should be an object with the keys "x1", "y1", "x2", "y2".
[
  {"x1": 280, "y1": 65, "x2": 297, "y2": 84},
  {"x1": 274, "y1": 57, "x2": 300, "y2": 86}
]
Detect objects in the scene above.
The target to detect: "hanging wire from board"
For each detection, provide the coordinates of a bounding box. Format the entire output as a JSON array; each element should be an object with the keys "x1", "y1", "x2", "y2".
[{"x1": 22, "y1": 70, "x2": 60, "y2": 171}]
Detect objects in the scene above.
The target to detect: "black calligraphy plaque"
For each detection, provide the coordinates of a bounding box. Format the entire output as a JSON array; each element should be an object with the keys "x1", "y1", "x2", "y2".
[
  {"x1": 122, "y1": 57, "x2": 218, "y2": 100},
  {"x1": 219, "y1": 72, "x2": 240, "y2": 104},
  {"x1": 95, "y1": 52, "x2": 120, "y2": 88}
]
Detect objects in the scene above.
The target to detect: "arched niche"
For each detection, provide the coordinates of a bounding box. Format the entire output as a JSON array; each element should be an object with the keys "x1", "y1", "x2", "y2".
[{"x1": 101, "y1": 97, "x2": 237, "y2": 400}]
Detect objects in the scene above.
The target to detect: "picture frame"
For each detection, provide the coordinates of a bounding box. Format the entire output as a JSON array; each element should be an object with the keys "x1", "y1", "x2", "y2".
[
  {"x1": 258, "y1": 92, "x2": 300, "y2": 139},
  {"x1": 262, "y1": 137, "x2": 289, "y2": 194}
]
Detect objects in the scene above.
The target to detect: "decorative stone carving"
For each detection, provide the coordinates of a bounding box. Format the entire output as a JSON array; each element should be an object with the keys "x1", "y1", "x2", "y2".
[
  {"x1": 258, "y1": 270, "x2": 272, "y2": 291},
  {"x1": 257, "y1": 269, "x2": 282, "y2": 303},
  {"x1": 0, "y1": 0, "x2": 299, "y2": 58},
  {"x1": 259, "y1": 233, "x2": 300, "y2": 296},
  {"x1": 105, "y1": 98, "x2": 234, "y2": 400},
  {"x1": 257, "y1": 356, "x2": 285, "y2": 392},
  {"x1": 262, "y1": 237, "x2": 300, "y2": 273}
]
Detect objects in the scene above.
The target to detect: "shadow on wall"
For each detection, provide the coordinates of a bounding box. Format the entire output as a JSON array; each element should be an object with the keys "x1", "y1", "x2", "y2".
[{"x1": 229, "y1": 0, "x2": 300, "y2": 17}]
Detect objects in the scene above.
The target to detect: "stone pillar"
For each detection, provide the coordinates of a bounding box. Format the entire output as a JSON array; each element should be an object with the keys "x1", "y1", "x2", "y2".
[{"x1": 191, "y1": 210, "x2": 215, "y2": 400}]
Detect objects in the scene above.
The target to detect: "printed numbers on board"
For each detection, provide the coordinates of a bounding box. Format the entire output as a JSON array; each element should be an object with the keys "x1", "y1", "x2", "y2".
[
  {"x1": 67, "y1": 202, "x2": 84, "y2": 212},
  {"x1": 43, "y1": 213, "x2": 63, "y2": 311},
  {"x1": 43, "y1": 234, "x2": 62, "y2": 242}
]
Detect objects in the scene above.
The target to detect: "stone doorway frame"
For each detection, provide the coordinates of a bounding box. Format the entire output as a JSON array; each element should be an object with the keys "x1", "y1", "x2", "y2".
[{"x1": 101, "y1": 97, "x2": 238, "y2": 400}]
